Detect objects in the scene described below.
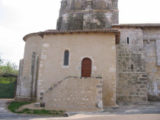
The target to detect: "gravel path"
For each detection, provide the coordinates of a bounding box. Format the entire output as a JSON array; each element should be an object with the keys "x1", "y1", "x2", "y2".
[
  {"x1": 33, "y1": 114, "x2": 160, "y2": 120},
  {"x1": 0, "y1": 99, "x2": 160, "y2": 120}
]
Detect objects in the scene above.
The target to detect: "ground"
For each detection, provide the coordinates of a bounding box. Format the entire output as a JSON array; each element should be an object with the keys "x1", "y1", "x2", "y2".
[{"x1": 0, "y1": 99, "x2": 160, "y2": 120}]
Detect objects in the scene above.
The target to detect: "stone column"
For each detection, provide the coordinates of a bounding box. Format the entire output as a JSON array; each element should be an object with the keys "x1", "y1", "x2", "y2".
[
  {"x1": 31, "y1": 52, "x2": 39, "y2": 100},
  {"x1": 15, "y1": 59, "x2": 24, "y2": 98}
]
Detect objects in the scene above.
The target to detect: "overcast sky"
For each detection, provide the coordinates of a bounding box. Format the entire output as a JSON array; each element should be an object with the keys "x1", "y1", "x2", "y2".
[{"x1": 1, "y1": 0, "x2": 160, "y2": 65}]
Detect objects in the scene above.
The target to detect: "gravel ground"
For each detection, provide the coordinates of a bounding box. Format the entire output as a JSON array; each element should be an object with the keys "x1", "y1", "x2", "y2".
[{"x1": 0, "y1": 99, "x2": 160, "y2": 120}]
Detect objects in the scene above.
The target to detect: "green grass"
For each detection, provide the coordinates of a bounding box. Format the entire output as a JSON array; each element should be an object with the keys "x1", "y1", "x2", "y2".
[
  {"x1": 8, "y1": 101, "x2": 65, "y2": 116},
  {"x1": 8, "y1": 101, "x2": 31, "y2": 113},
  {"x1": 20, "y1": 109, "x2": 65, "y2": 116}
]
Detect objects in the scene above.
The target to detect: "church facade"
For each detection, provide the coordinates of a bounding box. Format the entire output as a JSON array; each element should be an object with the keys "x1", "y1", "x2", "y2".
[{"x1": 16, "y1": 0, "x2": 160, "y2": 111}]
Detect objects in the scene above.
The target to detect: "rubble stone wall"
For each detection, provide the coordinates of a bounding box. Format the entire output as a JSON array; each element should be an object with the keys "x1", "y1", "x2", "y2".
[
  {"x1": 57, "y1": 0, "x2": 118, "y2": 30},
  {"x1": 116, "y1": 28, "x2": 148, "y2": 103},
  {"x1": 143, "y1": 28, "x2": 160, "y2": 101}
]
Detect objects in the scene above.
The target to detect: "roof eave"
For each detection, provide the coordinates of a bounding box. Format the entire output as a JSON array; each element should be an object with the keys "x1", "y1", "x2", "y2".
[{"x1": 23, "y1": 29, "x2": 120, "y2": 41}]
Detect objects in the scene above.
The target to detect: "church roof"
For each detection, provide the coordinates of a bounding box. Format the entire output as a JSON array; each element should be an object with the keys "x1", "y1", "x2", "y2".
[
  {"x1": 23, "y1": 29, "x2": 120, "y2": 41},
  {"x1": 112, "y1": 23, "x2": 160, "y2": 28}
]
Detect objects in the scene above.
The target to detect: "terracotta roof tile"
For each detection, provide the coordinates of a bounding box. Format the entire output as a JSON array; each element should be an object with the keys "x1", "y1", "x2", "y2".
[
  {"x1": 112, "y1": 23, "x2": 160, "y2": 28},
  {"x1": 23, "y1": 29, "x2": 119, "y2": 41}
]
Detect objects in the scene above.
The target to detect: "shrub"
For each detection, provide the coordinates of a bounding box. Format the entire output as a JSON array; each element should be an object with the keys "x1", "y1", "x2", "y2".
[{"x1": 0, "y1": 77, "x2": 16, "y2": 98}]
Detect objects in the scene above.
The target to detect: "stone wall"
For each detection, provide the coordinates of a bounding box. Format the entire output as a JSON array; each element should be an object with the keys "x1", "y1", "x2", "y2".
[
  {"x1": 42, "y1": 77, "x2": 103, "y2": 112},
  {"x1": 16, "y1": 35, "x2": 42, "y2": 100},
  {"x1": 116, "y1": 28, "x2": 148, "y2": 103},
  {"x1": 143, "y1": 28, "x2": 160, "y2": 101},
  {"x1": 37, "y1": 32, "x2": 117, "y2": 109},
  {"x1": 15, "y1": 59, "x2": 24, "y2": 99},
  {"x1": 112, "y1": 27, "x2": 160, "y2": 103},
  {"x1": 57, "y1": 0, "x2": 118, "y2": 30}
]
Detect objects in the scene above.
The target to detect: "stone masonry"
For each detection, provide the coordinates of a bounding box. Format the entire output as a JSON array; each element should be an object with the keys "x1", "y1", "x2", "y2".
[
  {"x1": 43, "y1": 77, "x2": 103, "y2": 111},
  {"x1": 16, "y1": 0, "x2": 160, "y2": 109},
  {"x1": 57, "y1": 0, "x2": 118, "y2": 30},
  {"x1": 115, "y1": 28, "x2": 148, "y2": 103}
]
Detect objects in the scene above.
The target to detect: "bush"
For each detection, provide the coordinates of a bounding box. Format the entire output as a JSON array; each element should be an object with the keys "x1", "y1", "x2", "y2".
[
  {"x1": 0, "y1": 77, "x2": 16, "y2": 84},
  {"x1": 0, "y1": 77, "x2": 16, "y2": 98}
]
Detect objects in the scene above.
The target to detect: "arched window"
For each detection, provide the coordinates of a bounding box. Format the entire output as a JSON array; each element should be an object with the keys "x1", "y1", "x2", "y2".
[
  {"x1": 81, "y1": 58, "x2": 92, "y2": 77},
  {"x1": 64, "y1": 50, "x2": 69, "y2": 66}
]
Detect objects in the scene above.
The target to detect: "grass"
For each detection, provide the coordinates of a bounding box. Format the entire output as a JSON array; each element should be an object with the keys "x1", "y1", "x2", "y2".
[
  {"x1": 8, "y1": 101, "x2": 65, "y2": 116},
  {"x1": 8, "y1": 101, "x2": 32, "y2": 113},
  {"x1": 20, "y1": 109, "x2": 65, "y2": 116}
]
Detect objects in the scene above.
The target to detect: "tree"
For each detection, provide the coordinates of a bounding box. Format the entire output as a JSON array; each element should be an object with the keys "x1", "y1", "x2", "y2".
[
  {"x1": 0, "y1": 57, "x2": 3, "y2": 65},
  {"x1": 0, "y1": 59, "x2": 18, "y2": 75}
]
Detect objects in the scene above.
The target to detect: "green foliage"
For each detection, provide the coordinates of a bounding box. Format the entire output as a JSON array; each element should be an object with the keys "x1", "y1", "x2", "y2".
[
  {"x1": 0, "y1": 77, "x2": 16, "y2": 84},
  {"x1": 8, "y1": 101, "x2": 65, "y2": 116},
  {"x1": 0, "y1": 57, "x2": 18, "y2": 98},
  {"x1": 0, "y1": 62, "x2": 18, "y2": 75},
  {"x1": 0, "y1": 77, "x2": 16, "y2": 98},
  {"x1": 0, "y1": 57, "x2": 3, "y2": 65}
]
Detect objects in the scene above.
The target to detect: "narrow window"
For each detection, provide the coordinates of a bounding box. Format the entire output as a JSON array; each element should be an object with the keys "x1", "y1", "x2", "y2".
[
  {"x1": 81, "y1": 58, "x2": 92, "y2": 77},
  {"x1": 64, "y1": 50, "x2": 69, "y2": 66},
  {"x1": 127, "y1": 37, "x2": 129, "y2": 44},
  {"x1": 131, "y1": 64, "x2": 134, "y2": 71}
]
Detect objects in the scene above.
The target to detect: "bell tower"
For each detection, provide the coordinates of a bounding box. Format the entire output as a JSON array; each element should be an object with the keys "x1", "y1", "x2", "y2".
[{"x1": 57, "y1": 0, "x2": 119, "y2": 30}]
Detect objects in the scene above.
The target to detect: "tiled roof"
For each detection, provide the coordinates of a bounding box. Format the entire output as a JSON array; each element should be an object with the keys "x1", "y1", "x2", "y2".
[
  {"x1": 23, "y1": 29, "x2": 119, "y2": 41},
  {"x1": 112, "y1": 23, "x2": 160, "y2": 28}
]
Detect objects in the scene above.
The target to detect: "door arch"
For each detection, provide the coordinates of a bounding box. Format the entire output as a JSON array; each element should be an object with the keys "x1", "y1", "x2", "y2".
[{"x1": 81, "y1": 58, "x2": 92, "y2": 77}]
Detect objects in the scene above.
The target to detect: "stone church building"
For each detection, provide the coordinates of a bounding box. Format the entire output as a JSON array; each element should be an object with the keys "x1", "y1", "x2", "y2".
[{"x1": 16, "y1": 0, "x2": 160, "y2": 111}]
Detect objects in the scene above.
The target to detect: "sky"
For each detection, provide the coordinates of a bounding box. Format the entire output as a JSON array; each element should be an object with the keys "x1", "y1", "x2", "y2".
[{"x1": 0, "y1": 0, "x2": 160, "y2": 65}]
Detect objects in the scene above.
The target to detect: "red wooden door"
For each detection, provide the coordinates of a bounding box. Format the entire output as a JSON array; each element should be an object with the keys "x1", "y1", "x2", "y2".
[{"x1": 81, "y1": 58, "x2": 92, "y2": 77}]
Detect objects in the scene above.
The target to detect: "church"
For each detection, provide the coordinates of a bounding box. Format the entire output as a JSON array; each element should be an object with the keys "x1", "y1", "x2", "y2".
[{"x1": 16, "y1": 0, "x2": 160, "y2": 111}]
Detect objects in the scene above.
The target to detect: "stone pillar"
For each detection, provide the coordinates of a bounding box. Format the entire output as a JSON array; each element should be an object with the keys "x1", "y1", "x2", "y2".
[
  {"x1": 31, "y1": 52, "x2": 39, "y2": 100},
  {"x1": 156, "y1": 40, "x2": 160, "y2": 66},
  {"x1": 15, "y1": 59, "x2": 24, "y2": 98}
]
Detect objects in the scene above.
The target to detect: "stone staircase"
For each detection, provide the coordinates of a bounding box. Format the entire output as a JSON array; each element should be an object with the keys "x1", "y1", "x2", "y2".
[{"x1": 39, "y1": 76, "x2": 79, "y2": 106}]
